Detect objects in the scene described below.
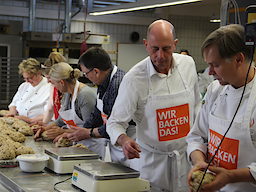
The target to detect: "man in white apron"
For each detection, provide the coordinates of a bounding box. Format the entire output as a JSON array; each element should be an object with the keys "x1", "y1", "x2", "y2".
[
  {"x1": 107, "y1": 20, "x2": 201, "y2": 191},
  {"x1": 65, "y1": 47, "x2": 137, "y2": 166},
  {"x1": 186, "y1": 24, "x2": 256, "y2": 192}
]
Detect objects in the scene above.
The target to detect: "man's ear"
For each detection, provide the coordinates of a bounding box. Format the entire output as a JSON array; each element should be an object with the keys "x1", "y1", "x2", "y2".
[
  {"x1": 235, "y1": 52, "x2": 245, "y2": 67},
  {"x1": 173, "y1": 39, "x2": 178, "y2": 51},
  {"x1": 94, "y1": 68, "x2": 101, "y2": 77},
  {"x1": 143, "y1": 38, "x2": 148, "y2": 48},
  {"x1": 174, "y1": 39, "x2": 178, "y2": 46}
]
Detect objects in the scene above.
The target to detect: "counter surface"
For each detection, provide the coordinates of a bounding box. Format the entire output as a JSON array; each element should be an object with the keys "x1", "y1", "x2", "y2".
[{"x1": 0, "y1": 137, "x2": 83, "y2": 192}]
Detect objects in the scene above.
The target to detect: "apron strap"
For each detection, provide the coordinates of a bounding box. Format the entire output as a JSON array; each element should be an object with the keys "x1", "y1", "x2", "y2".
[
  {"x1": 137, "y1": 139, "x2": 182, "y2": 192},
  {"x1": 71, "y1": 80, "x2": 80, "y2": 109},
  {"x1": 170, "y1": 150, "x2": 182, "y2": 192}
]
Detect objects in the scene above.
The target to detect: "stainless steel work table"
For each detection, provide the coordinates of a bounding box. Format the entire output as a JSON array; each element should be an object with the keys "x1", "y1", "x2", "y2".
[{"x1": 0, "y1": 137, "x2": 83, "y2": 192}]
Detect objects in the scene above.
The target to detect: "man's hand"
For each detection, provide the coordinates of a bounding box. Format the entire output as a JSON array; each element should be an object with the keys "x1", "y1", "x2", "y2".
[
  {"x1": 117, "y1": 134, "x2": 141, "y2": 159},
  {"x1": 53, "y1": 133, "x2": 68, "y2": 143},
  {"x1": 65, "y1": 126, "x2": 90, "y2": 142},
  {"x1": 198, "y1": 166, "x2": 230, "y2": 192},
  {"x1": 45, "y1": 126, "x2": 65, "y2": 139},
  {"x1": 34, "y1": 127, "x2": 45, "y2": 140},
  {"x1": 188, "y1": 150, "x2": 208, "y2": 192}
]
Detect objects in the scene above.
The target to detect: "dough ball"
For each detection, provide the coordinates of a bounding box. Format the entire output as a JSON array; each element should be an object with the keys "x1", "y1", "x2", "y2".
[
  {"x1": 0, "y1": 143, "x2": 16, "y2": 160},
  {"x1": 1, "y1": 129, "x2": 26, "y2": 143},
  {"x1": 71, "y1": 144, "x2": 88, "y2": 150},
  {"x1": 190, "y1": 170, "x2": 216, "y2": 192},
  {"x1": 18, "y1": 126, "x2": 33, "y2": 136},
  {"x1": 55, "y1": 137, "x2": 72, "y2": 147},
  {"x1": 0, "y1": 110, "x2": 10, "y2": 117},
  {"x1": 41, "y1": 131, "x2": 52, "y2": 141},
  {"x1": 16, "y1": 146, "x2": 35, "y2": 156}
]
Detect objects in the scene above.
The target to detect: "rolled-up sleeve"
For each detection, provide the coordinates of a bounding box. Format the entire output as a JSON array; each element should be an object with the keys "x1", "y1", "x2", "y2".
[
  {"x1": 248, "y1": 163, "x2": 256, "y2": 181},
  {"x1": 107, "y1": 76, "x2": 138, "y2": 145},
  {"x1": 186, "y1": 83, "x2": 216, "y2": 160}
]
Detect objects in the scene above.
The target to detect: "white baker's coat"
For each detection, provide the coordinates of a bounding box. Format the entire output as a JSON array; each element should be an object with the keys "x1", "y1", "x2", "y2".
[
  {"x1": 186, "y1": 79, "x2": 256, "y2": 191},
  {"x1": 9, "y1": 77, "x2": 51, "y2": 118}
]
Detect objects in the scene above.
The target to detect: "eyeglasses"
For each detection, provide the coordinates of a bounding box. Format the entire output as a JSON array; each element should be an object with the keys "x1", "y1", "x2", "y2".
[{"x1": 83, "y1": 68, "x2": 94, "y2": 77}]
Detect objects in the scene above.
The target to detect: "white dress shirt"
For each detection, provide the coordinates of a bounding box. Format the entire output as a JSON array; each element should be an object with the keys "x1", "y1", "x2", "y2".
[
  {"x1": 107, "y1": 53, "x2": 201, "y2": 145},
  {"x1": 9, "y1": 77, "x2": 51, "y2": 118}
]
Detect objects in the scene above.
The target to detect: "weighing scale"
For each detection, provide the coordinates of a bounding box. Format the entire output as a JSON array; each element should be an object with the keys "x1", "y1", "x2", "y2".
[
  {"x1": 72, "y1": 159, "x2": 150, "y2": 192},
  {"x1": 45, "y1": 147, "x2": 99, "y2": 174}
]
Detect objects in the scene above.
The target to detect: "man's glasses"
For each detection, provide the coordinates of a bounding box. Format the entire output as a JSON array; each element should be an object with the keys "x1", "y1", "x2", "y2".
[{"x1": 83, "y1": 68, "x2": 94, "y2": 77}]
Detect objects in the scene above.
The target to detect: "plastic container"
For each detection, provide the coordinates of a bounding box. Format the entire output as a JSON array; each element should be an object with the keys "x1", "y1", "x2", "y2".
[{"x1": 16, "y1": 154, "x2": 49, "y2": 172}]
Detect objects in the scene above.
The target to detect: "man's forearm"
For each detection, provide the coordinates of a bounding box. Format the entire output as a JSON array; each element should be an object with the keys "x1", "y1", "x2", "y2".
[
  {"x1": 190, "y1": 150, "x2": 207, "y2": 165},
  {"x1": 228, "y1": 168, "x2": 255, "y2": 183}
]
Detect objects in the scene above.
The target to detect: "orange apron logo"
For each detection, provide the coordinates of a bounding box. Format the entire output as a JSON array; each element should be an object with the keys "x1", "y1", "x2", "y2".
[
  {"x1": 62, "y1": 119, "x2": 77, "y2": 127},
  {"x1": 208, "y1": 129, "x2": 239, "y2": 170},
  {"x1": 156, "y1": 103, "x2": 190, "y2": 141}
]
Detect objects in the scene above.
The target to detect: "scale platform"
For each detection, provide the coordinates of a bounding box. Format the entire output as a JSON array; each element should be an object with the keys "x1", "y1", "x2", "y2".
[
  {"x1": 45, "y1": 147, "x2": 99, "y2": 174},
  {"x1": 72, "y1": 159, "x2": 150, "y2": 192}
]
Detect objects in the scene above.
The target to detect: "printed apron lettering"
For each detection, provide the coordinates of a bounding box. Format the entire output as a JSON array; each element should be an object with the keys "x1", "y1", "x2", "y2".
[
  {"x1": 156, "y1": 103, "x2": 190, "y2": 141},
  {"x1": 208, "y1": 129, "x2": 239, "y2": 170}
]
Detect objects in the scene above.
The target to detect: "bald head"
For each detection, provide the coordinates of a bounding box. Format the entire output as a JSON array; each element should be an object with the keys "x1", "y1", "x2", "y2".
[
  {"x1": 147, "y1": 19, "x2": 176, "y2": 40},
  {"x1": 144, "y1": 19, "x2": 178, "y2": 74}
]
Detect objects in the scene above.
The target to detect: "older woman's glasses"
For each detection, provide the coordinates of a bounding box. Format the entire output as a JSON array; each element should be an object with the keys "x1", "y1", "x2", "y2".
[{"x1": 83, "y1": 68, "x2": 94, "y2": 77}]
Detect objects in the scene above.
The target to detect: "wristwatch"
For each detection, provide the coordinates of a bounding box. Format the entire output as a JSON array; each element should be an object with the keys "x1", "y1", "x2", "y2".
[{"x1": 90, "y1": 128, "x2": 96, "y2": 138}]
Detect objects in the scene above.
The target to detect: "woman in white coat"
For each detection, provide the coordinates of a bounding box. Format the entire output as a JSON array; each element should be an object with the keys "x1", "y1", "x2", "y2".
[
  {"x1": 7, "y1": 58, "x2": 50, "y2": 123},
  {"x1": 186, "y1": 24, "x2": 256, "y2": 192}
]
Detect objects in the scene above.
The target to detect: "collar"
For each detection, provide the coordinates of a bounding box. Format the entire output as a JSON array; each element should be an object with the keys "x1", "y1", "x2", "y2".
[{"x1": 148, "y1": 58, "x2": 175, "y2": 78}]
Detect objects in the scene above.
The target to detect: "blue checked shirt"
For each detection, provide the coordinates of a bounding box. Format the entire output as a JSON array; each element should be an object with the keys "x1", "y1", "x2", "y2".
[{"x1": 83, "y1": 67, "x2": 125, "y2": 138}]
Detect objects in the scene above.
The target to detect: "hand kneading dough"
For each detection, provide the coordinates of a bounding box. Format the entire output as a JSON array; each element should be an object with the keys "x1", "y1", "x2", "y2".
[
  {"x1": 55, "y1": 137, "x2": 72, "y2": 147},
  {"x1": 190, "y1": 170, "x2": 216, "y2": 192}
]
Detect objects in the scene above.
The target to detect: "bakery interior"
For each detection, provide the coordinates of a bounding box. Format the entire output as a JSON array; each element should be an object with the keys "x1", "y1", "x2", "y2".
[{"x1": 0, "y1": 0, "x2": 255, "y2": 192}]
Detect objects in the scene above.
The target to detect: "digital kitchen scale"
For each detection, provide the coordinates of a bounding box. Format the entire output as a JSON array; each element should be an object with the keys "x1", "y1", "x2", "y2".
[
  {"x1": 45, "y1": 147, "x2": 99, "y2": 174},
  {"x1": 72, "y1": 159, "x2": 150, "y2": 192}
]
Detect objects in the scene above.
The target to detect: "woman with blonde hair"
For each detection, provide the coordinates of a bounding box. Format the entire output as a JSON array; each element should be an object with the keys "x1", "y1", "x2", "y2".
[
  {"x1": 7, "y1": 58, "x2": 51, "y2": 123},
  {"x1": 42, "y1": 52, "x2": 67, "y2": 123},
  {"x1": 37, "y1": 62, "x2": 96, "y2": 143}
]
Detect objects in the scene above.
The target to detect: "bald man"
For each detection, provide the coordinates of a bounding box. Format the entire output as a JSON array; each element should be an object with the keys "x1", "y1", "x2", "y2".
[{"x1": 107, "y1": 20, "x2": 201, "y2": 192}]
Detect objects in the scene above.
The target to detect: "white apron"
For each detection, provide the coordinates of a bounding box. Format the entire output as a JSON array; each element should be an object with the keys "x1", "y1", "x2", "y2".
[
  {"x1": 59, "y1": 81, "x2": 106, "y2": 158},
  {"x1": 137, "y1": 61, "x2": 195, "y2": 192},
  {"x1": 97, "y1": 66, "x2": 137, "y2": 168},
  {"x1": 208, "y1": 76, "x2": 256, "y2": 192}
]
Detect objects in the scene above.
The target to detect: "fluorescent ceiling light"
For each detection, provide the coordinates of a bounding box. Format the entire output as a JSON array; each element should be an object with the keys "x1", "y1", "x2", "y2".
[
  {"x1": 90, "y1": 0, "x2": 202, "y2": 16},
  {"x1": 210, "y1": 19, "x2": 221, "y2": 23}
]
